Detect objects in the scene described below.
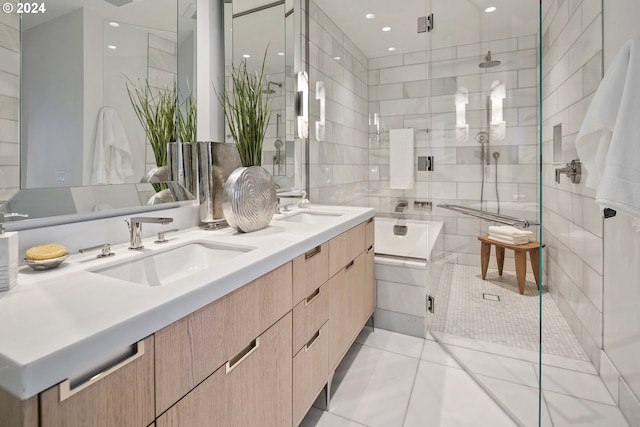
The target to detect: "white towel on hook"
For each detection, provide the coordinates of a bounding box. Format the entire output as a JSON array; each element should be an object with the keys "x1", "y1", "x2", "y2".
[
  {"x1": 575, "y1": 38, "x2": 640, "y2": 231},
  {"x1": 389, "y1": 128, "x2": 414, "y2": 190},
  {"x1": 91, "y1": 107, "x2": 134, "y2": 185}
]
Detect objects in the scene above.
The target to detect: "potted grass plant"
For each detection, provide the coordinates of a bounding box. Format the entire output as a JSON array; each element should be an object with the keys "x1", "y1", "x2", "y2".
[{"x1": 216, "y1": 50, "x2": 277, "y2": 232}]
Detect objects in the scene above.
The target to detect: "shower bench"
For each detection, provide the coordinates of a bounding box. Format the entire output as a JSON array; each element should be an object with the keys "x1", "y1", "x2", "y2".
[{"x1": 477, "y1": 235, "x2": 543, "y2": 295}]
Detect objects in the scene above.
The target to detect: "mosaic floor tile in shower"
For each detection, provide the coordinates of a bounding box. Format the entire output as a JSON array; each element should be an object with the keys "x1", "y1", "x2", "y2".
[{"x1": 430, "y1": 264, "x2": 589, "y2": 361}]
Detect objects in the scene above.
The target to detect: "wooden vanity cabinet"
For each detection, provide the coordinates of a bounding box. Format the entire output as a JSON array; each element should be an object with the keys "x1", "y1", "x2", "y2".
[
  {"x1": 154, "y1": 262, "x2": 293, "y2": 415},
  {"x1": 39, "y1": 335, "x2": 155, "y2": 427},
  {"x1": 156, "y1": 313, "x2": 293, "y2": 427},
  {"x1": 0, "y1": 388, "x2": 37, "y2": 427}
]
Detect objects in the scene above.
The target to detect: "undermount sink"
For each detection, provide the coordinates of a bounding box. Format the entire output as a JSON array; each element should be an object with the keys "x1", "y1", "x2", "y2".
[
  {"x1": 92, "y1": 241, "x2": 254, "y2": 286},
  {"x1": 278, "y1": 210, "x2": 343, "y2": 225}
]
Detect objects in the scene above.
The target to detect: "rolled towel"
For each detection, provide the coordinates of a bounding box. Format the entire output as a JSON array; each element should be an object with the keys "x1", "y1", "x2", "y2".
[
  {"x1": 488, "y1": 225, "x2": 533, "y2": 238},
  {"x1": 488, "y1": 235, "x2": 530, "y2": 245}
]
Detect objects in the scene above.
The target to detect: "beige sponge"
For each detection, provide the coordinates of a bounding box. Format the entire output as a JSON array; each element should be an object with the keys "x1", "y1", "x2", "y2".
[{"x1": 26, "y1": 244, "x2": 68, "y2": 261}]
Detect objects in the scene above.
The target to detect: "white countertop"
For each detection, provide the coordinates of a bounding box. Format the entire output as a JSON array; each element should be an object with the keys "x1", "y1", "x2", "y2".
[{"x1": 0, "y1": 205, "x2": 374, "y2": 399}]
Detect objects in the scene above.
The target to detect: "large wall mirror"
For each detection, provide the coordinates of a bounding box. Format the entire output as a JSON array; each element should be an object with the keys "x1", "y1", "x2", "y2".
[
  {"x1": 225, "y1": 0, "x2": 296, "y2": 191},
  {"x1": 0, "y1": 0, "x2": 196, "y2": 223}
]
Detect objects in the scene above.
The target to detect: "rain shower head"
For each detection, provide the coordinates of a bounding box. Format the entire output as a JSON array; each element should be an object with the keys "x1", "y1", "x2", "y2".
[
  {"x1": 479, "y1": 50, "x2": 501, "y2": 68},
  {"x1": 262, "y1": 81, "x2": 282, "y2": 94}
]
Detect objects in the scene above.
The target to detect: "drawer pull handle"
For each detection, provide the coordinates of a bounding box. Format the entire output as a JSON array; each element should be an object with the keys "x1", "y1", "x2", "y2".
[
  {"x1": 305, "y1": 287, "x2": 321, "y2": 305},
  {"x1": 345, "y1": 260, "x2": 355, "y2": 271},
  {"x1": 59, "y1": 340, "x2": 145, "y2": 402},
  {"x1": 305, "y1": 329, "x2": 321, "y2": 352},
  {"x1": 226, "y1": 338, "x2": 259, "y2": 374},
  {"x1": 305, "y1": 245, "x2": 322, "y2": 260},
  {"x1": 367, "y1": 245, "x2": 374, "y2": 253}
]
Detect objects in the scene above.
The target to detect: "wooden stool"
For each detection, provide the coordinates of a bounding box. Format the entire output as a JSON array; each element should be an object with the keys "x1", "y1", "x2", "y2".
[{"x1": 477, "y1": 235, "x2": 543, "y2": 295}]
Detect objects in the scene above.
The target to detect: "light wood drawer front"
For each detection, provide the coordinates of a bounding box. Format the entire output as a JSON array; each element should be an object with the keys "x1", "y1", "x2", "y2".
[
  {"x1": 292, "y1": 282, "x2": 329, "y2": 353},
  {"x1": 365, "y1": 217, "x2": 374, "y2": 250},
  {"x1": 0, "y1": 387, "x2": 37, "y2": 427},
  {"x1": 157, "y1": 313, "x2": 293, "y2": 427},
  {"x1": 293, "y1": 242, "x2": 329, "y2": 304},
  {"x1": 40, "y1": 335, "x2": 155, "y2": 427},
  {"x1": 154, "y1": 262, "x2": 293, "y2": 415},
  {"x1": 328, "y1": 223, "x2": 366, "y2": 277},
  {"x1": 293, "y1": 323, "x2": 329, "y2": 427}
]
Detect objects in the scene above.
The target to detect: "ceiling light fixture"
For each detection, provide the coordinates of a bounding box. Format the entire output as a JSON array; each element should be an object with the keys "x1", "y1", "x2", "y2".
[
  {"x1": 485, "y1": 6, "x2": 497, "y2": 12},
  {"x1": 365, "y1": 13, "x2": 375, "y2": 19},
  {"x1": 107, "y1": 45, "x2": 117, "y2": 50},
  {"x1": 382, "y1": 26, "x2": 391, "y2": 32},
  {"x1": 243, "y1": 54, "x2": 251, "y2": 58},
  {"x1": 108, "y1": 22, "x2": 120, "y2": 27},
  {"x1": 334, "y1": 56, "x2": 341, "y2": 60},
  {"x1": 277, "y1": 52, "x2": 285, "y2": 56},
  {"x1": 388, "y1": 47, "x2": 396, "y2": 51}
]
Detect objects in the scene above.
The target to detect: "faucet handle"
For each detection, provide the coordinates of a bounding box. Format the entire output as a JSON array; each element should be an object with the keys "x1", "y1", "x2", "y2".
[
  {"x1": 79, "y1": 243, "x2": 114, "y2": 258},
  {"x1": 155, "y1": 228, "x2": 179, "y2": 244}
]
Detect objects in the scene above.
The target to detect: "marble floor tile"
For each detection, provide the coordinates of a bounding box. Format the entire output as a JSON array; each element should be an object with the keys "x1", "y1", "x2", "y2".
[
  {"x1": 544, "y1": 390, "x2": 630, "y2": 427},
  {"x1": 539, "y1": 365, "x2": 616, "y2": 405},
  {"x1": 476, "y1": 374, "x2": 554, "y2": 427},
  {"x1": 420, "y1": 339, "x2": 461, "y2": 369},
  {"x1": 356, "y1": 326, "x2": 424, "y2": 359},
  {"x1": 403, "y1": 360, "x2": 517, "y2": 427},
  {"x1": 300, "y1": 407, "x2": 367, "y2": 427},
  {"x1": 329, "y1": 343, "x2": 419, "y2": 427}
]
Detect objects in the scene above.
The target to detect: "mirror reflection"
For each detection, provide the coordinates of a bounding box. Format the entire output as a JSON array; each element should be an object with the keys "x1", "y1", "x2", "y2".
[{"x1": 0, "y1": 0, "x2": 196, "y2": 221}]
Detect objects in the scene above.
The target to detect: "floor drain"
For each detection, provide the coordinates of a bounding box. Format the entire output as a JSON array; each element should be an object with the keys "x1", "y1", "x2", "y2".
[{"x1": 483, "y1": 293, "x2": 500, "y2": 302}]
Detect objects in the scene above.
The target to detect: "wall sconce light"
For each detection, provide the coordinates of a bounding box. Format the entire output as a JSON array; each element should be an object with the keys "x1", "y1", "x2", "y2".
[
  {"x1": 490, "y1": 80, "x2": 506, "y2": 140},
  {"x1": 455, "y1": 87, "x2": 469, "y2": 142},
  {"x1": 315, "y1": 81, "x2": 325, "y2": 141},
  {"x1": 296, "y1": 71, "x2": 308, "y2": 139}
]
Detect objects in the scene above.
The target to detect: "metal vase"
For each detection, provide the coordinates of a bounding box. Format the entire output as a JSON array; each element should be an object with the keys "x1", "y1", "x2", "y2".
[
  {"x1": 222, "y1": 166, "x2": 277, "y2": 233},
  {"x1": 167, "y1": 142, "x2": 198, "y2": 198},
  {"x1": 197, "y1": 141, "x2": 242, "y2": 228}
]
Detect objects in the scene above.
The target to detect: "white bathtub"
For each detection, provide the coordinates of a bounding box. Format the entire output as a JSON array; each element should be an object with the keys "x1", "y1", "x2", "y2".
[{"x1": 373, "y1": 217, "x2": 444, "y2": 338}]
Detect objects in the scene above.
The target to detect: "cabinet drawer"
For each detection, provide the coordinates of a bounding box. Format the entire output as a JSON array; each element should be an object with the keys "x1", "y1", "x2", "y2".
[
  {"x1": 328, "y1": 223, "x2": 366, "y2": 277},
  {"x1": 292, "y1": 282, "x2": 329, "y2": 353},
  {"x1": 157, "y1": 313, "x2": 293, "y2": 427},
  {"x1": 293, "y1": 242, "x2": 329, "y2": 304},
  {"x1": 293, "y1": 323, "x2": 329, "y2": 427},
  {"x1": 155, "y1": 262, "x2": 293, "y2": 415},
  {"x1": 365, "y1": 217, "x2": 374, "y2": 250},
  {"x1": 40, "y1": 335, "x2": 155, "y2": 427}
]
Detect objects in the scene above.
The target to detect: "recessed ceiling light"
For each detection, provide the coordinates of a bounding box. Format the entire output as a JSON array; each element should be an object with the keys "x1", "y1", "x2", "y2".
[
  {"x1": 334, "y1": 56, "x2": 341, "y2": 60},
  {"x1": 107, "y1": 45, "x2": 117, "y2": 50},
  {"x1": 277, "y1": 52, "x2": 285, "y2": 56},
  {"x1": 485, "y1": 6, "x2": 497, "y2": 12},
  {"x1": 365, "y1": 13, "x2": 375, "y2": 19},
  {"x1": 382, "y1": 26, "x2": 391, "y2": 32},
  {"x1": 108, "y1": 22, "x2": 120, "y2": 27},
  {"x1": 242, "y1": 54, "x2": 251, "y2": 58},
  {"x1": 388, "y1": 47, "x2": 396, "y2": 51}
]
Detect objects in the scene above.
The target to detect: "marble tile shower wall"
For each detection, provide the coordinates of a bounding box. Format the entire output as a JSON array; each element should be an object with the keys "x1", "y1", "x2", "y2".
[
  {"x1": 0, "y1": 5, "x2": 19, "y2": 203},
  {"x1": 368, "y1": 37, "x2": 538, "y2": 269},
  {"x1": 541, "y1": 0, "x2": 604, "y2": 368},
  {"x1": 307, "y1": 0, "x2": 370, "y2": 206}
]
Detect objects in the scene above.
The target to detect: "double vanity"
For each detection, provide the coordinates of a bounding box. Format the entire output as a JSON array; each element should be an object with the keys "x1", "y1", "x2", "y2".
[{"x1": 0, "y1": 205, "x2": 375, "y2": 427}]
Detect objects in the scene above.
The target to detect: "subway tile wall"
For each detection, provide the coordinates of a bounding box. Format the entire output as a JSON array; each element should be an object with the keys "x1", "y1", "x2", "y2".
[
  {"x1": 0, "y1": 4, "x2": 19, "y2": 203},
  {"x1": 307, "y1": 0, "x2": 369, "y2": 207},
  {"x1": 541, "y1": 0, "x2": 604, "y2": 369}
]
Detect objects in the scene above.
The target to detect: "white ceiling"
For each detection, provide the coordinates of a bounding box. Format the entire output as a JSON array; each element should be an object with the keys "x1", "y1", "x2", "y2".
[{"x1": 317, "y1": 0, "x2": 539, "y2": 59}]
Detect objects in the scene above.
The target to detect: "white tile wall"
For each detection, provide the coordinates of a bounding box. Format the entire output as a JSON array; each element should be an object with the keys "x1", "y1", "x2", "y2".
[
  {"x1": 541, "y1": 0, "x2": 605, "y2": 378},
  {"x1": 0, "y1": 5, "x2": 19, "y2": 203}
]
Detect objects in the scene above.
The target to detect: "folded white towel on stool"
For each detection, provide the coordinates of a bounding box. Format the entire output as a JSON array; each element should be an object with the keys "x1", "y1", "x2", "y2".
[
  {"x1": 488, "y1": 235, "x2": 530, "y2": 246},
  {"x1": 488, "y1": 225, "x2": 533, "y2": 238}
]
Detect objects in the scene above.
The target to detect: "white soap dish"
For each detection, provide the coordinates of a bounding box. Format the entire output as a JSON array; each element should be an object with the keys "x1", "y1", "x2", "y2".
[{"x1": 24, "y1": 254, "x2": 68, "y2": 271}]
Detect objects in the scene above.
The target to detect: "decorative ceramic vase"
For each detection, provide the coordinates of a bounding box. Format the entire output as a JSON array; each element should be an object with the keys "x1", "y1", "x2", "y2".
[{"x1": 221, "y1": 166, "x2": 277, "y2": 233}]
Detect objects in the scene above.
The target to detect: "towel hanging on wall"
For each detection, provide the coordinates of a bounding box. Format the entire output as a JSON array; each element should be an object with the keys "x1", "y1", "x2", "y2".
[
  {"x1": 575, "y1": 38, "x2": 640, "y2": 231},
  {"x1": 389, "y1": 128, "x2": 414, "y2": 190},
  {"x1": 91, "y1": 107, "x2": 134, "y2": 185}
]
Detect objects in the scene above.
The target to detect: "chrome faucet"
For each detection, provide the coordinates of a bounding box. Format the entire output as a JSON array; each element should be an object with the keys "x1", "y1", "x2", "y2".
[
  {"x1": 276, "y1": 191, "x2": 309, "y2": 213},
  {"x1": 395, "y1": 201, "x2": 408, "y2": 213},
  {"x1": 555, "y1": 159, "x2": 581, "y2": 184},
  {"x1": 125, "y1": 217, "x2": 173, "y2": 250}
]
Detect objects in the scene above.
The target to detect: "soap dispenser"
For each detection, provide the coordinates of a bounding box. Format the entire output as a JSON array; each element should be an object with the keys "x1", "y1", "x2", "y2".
[{"x1": 0, "y1": 213, "x2": 26, "y2": 291}]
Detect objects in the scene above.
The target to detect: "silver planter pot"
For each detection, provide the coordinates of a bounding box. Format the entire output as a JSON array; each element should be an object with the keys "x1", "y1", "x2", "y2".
[{"x1": 222, "y1": 166, "x2": 277, "y2": 233}]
